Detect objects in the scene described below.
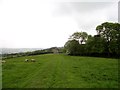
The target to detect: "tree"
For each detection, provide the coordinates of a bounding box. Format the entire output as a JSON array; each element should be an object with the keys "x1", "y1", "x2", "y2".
[
  {"x1": 113, "y1": 23, "x2": 120, "y2": 56},
  {"x1": 69, "y1": 32, "x2": 88, "y2": 44},
  {"x1": 64, "y1": 22, "x2": 120, "y2": 58},
  {"x1": 96, "y1": 22, "x2": 120, "y2": 56},
  {"x1": 86, "y1": 35, "x2": 106, "y2": 56},
  {"x1": 64, "y1": 40, "x2": 80, "y2": 55}
]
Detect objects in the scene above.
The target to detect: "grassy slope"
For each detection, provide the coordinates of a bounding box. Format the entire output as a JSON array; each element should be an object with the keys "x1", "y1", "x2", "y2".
[{"x1": 2, "y1": 54, "x2": 118, "y2": 88}]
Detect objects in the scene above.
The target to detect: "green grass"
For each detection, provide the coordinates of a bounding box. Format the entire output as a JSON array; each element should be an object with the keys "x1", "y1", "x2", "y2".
[{"x1": 2, "y1": 54, "x2": 118, "y2": 88}]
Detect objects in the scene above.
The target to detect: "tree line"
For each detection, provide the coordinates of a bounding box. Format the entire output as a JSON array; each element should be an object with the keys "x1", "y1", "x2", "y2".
[
  {"x1": 64, "y1": 22, "x2": 120, "y2": 58},
  {"x1": 2, "y1": 47, "x2": 64, "y2": 59}
]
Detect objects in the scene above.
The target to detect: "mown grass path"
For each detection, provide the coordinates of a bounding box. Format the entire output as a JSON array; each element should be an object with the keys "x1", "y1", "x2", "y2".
[{"x1": 2, "y1": 54, "x2": 118, "y2": 88}]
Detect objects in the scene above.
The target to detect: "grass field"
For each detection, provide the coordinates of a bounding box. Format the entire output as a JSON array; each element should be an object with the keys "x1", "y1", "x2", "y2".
[{"x1": 2, "y1": 54, "x2": 118, "y2": 88}]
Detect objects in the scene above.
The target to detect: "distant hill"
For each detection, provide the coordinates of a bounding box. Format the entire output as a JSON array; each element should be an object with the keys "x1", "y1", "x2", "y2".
[
  {"x1": 1, "y1": 48, "x2": 42, "y2": 54},
  {"x1": 1, "y1": 47, "x2": 64, "y2": 59}
]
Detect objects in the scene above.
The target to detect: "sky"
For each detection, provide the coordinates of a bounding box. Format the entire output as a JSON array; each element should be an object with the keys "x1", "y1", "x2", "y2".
[{"x1": 0, "y1": 0, "x2": 119, "y2": 48}]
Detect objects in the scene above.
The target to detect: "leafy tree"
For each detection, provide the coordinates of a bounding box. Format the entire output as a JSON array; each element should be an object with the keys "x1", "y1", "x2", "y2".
[
  {"x1": 69, "y1": 32, "x2": 88, "y2": 44},
  {"x1": 96, "y1": 22, "x2": 120, "y2": 56},
  {"x1": 64, "y1": 22, "x2": 120, "y2": 58},
  {"x1": 64, "y1": 40, "x2": 80, "y2": 55},
  {"x1": 86, "y1": 35, "x2": 106, "y2": 56}
]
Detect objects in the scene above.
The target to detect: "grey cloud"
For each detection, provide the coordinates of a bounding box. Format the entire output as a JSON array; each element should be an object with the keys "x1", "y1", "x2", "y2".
[
  {"x1": 53, "y1": 2, "x2": 113, "y2": 16},
  {"x1": 52, "y1": 2, "x2": 118, "y2": 35}
]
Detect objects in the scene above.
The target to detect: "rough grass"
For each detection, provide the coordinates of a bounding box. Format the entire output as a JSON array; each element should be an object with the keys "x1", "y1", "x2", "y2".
[{"x1": 2, "y1": 54, "x2": 118, "y2": 88}]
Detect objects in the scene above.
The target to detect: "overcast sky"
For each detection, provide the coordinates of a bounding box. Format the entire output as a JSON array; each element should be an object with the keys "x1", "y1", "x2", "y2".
[{"x1": 0, "y1": 0, "x2": 119, "y2": 48}]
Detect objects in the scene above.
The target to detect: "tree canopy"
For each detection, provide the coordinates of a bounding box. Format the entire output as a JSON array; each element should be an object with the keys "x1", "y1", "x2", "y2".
[
  {"x1": 64, "y1": 22, "x2": 120, "y2": 58},
  {"x1": 69, "y1": 32, "x2": 88, "y2": 44}
]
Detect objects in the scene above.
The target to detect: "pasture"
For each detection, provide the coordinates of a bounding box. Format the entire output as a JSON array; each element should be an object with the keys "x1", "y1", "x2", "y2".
[{"x1": 2, "y1": 54, "x2": 118, "y2": 88}]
